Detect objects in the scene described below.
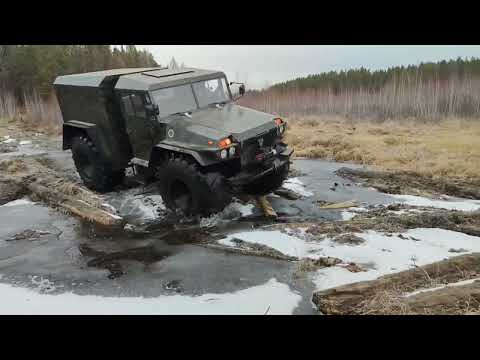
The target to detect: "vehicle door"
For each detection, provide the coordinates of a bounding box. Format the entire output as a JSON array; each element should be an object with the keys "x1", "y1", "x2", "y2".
[{"x1": 120, "y1": 92, "x2": 157, "y2": 161}]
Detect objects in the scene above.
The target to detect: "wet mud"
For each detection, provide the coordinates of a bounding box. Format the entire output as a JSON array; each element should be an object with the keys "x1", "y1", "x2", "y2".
[{"x1": 337, "y1": 167, "x2": 480, "y2": 200}]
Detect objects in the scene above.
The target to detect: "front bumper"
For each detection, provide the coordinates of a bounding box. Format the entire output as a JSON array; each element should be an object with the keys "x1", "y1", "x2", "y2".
[{"x1": 228, "y1": 146, "x2": 293, "y2": 189}]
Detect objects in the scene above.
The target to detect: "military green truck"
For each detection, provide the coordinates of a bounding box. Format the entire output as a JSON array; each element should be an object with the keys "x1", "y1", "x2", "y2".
[{"x1": 53, "y1": 67, "x2": 293, "y2": 216}]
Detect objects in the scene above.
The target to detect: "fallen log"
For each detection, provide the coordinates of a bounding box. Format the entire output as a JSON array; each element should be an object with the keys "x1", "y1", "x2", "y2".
[
  {"x1": 28, "y1": 182, "x2": 123, "y2": 226},
  {"x1": 0, "y1": 156, "x2": 123, "y2": 227},
  {"x1": 312, "y1": 253, "x2": 480, "y2": 315},
  {"x1": 201, "y1": 243, "x2": 296, "y2": 261},
  {"x1": 403, "y1": 280, "x2": 480, "y2": 314}
]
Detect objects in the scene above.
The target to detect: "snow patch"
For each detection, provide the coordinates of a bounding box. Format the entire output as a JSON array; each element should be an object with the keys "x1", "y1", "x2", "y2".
[
  {"x1": 391, "y1": 194, "x2": 480, "y2": 211},
  {"x1": 2, "y1": 138, "x2": 16, "y2": 144},
  {"x1": 0, "y1": 278, "x2": 301, "y2": 315},
  {"x1": 313, "y1": 228, "x2": 480, "y2": 291},
  {"x1": 216, "y1": 227, "x2": 480, "y2": 293},
  {"x1": 404, "y1": 278, "x2": 480, "y2": 298},
  {"x1": 223, "y1": 201, "x2": 255, "y2": 218},
  {"x1": 341, "y1": 211, "x2": 356, "y2": 221},
  {"x1": 30, "y1": 276, "x2": 56, "y2": 294},
  {"x1": 281, "y1": 178, "x2": 314, "y2": 197},
  {"x1": 200, "y1": 201, "x2": 255, "y2": 228},
  {"x1": 108, "y1": 190, "x2": 166, "y2": 224},
  {"x1": 19, "y1": 140, "x2": 32, "y2": 145},
  {"x1": 0, "y1": 198, "x2": 35, "y2": 207}
]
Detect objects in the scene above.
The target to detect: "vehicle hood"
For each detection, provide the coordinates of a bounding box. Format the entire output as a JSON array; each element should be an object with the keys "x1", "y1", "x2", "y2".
[{"x1": 187, "y1": 103, "x2": 277, "y2": 142}]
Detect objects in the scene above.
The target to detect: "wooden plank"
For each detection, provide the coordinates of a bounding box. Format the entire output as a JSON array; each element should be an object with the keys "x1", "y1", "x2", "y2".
[{"x1": 255, "y1": 196, "x2": 277, "y2": 219}]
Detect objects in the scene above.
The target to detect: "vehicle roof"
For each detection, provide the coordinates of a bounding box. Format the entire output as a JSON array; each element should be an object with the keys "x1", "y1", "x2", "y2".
[
  {"x1": 115, "y1": 67, "x2": 225, "y2": 91},
  {"x1": 53, "y1": 67, "x2": 162, "y2": 87},
  {"x1": 53, "y1": 67, "x2": 226, "y2": 91}
]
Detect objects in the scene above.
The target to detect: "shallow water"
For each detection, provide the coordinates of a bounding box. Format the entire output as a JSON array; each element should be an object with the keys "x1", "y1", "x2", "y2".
[{"x1": 0, "y1": 150, "x2": 414, "y2": 314}]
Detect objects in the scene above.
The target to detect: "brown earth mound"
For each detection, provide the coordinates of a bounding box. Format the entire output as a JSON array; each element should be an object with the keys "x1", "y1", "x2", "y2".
[{"x1": 312, "y1": 253, "x2": 480, "y2": 315}]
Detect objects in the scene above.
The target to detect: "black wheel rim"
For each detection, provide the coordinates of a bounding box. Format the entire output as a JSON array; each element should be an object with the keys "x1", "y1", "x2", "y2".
[{"x1": 170, "y1": 180, "x2": 193, "y2": 213}]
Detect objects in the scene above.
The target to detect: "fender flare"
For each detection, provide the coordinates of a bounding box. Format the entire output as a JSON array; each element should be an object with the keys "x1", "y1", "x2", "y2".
[
  {"x1": 150, "y1": 143, "x2": 212, "y2": 167},
  {"x1": 63, "y1": 120, "x2": 98, "y2": 150}
]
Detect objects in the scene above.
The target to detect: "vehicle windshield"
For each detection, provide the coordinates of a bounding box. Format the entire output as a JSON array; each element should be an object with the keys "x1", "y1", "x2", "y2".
[
  {"x1": 150, "y1": 77, "x2": 231, "y2": 118},
  {"x1": 192, "y1": 78, "x2": 230, "y2": 108},
  {"x1": 150, "y1": 84, "x2": 197, "y2": 118}
]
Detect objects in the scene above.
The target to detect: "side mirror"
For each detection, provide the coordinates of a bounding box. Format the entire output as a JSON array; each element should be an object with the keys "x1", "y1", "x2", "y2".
[
  {"x1": 145, "y1": 104, "x2": 159, "y2": 117},
  {"x1": 229, "y1": 82, "x2": 246, "y2": 99},
  {"x1": 239, "y1": 84, "x2": 245, "y2": 96}
]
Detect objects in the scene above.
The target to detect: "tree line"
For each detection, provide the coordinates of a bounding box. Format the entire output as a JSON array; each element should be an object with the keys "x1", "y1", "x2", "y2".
[
  {"x1": 269, "y1": 57, "x2": 480, "y2": 94},
  {"x1": 240, "y1": 57, "x2": 480, "y2": 120},
  {"x1": 0, "y1": 45, "x2": 158, "y2": 100}
]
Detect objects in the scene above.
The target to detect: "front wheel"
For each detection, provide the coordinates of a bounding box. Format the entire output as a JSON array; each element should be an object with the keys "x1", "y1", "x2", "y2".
[{"x1": 155, "y1": 154, "x2": 232, "y2": 216}]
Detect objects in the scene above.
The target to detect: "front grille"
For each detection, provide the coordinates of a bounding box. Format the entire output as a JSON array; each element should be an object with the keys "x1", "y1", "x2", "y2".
[{"x1": 240, "y1": 128, "x2": 278, "y2": 167}]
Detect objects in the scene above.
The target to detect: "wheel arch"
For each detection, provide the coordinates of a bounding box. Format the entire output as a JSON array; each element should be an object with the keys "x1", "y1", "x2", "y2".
[
  {"x1": 149, "y1": 144, "x2": 206, "y2": 168},
  {"x1": 63, "y1": 121, "x2": 98, "y2": 151}
]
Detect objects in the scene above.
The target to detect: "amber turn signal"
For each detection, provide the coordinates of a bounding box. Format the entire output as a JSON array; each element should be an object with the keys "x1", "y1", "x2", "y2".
[{"x1": 218, "y1": 138, "x2": 232, "y2": 148}]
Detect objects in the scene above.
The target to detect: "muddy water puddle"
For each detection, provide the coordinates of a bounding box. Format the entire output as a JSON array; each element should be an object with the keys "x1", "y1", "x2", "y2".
[{"x1": 0, "y1": 195, "x2": 317, "y2": 314}]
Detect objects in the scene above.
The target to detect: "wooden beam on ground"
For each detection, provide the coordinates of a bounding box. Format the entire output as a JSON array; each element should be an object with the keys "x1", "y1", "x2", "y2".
[
  {"x1": 318, "y1": 200, "x2": 358, "y2": 209},
  {"x1": 255, "y1": 196, "x2": 278, "y2": 219}
]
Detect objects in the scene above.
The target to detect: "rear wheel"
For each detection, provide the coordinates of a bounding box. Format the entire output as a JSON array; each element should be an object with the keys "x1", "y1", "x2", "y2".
[
  {"x1": 71, "y1": 136, "x2": 124, "y2": 193},
  {"x1": 244, "y1": 162, "x2": 290, "y2": 196},
  {"x1": 155, "y1": 154, "x2": 232, "y2": 216}
]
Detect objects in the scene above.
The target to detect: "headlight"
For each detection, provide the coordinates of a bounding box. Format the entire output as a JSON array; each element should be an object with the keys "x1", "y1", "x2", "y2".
[
  {"x1": 220, "y1": 149, "x2": 228, "y2": 159},
  {"x1": 229, "y1": 146, "x2": 236, "y2": 157}
]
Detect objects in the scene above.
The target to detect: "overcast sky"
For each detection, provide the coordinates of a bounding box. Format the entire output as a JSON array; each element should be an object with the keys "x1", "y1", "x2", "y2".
[{"x1": 138, "y1": 45, "x2": 480, "y2": 89}]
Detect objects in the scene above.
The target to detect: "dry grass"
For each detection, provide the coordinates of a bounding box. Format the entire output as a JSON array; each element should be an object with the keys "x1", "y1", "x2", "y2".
[
  {"x1": 285, "y1": 116, "x2": 480, "y2": 181},
  {"x1": 0, "y1": 91, "x2": 62, "y2": 136}
]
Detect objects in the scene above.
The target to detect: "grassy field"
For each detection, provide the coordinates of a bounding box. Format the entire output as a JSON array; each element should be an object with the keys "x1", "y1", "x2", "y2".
[
  {"x1": 285, "y1": 117, "x2": 480, "y2": 181},
  {"x1": 3, "y1": 110, "x2": 480, "y2": 182}
]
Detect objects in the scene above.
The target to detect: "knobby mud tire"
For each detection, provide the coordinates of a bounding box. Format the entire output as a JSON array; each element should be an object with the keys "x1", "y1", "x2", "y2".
[
  {"x1": 71, "y1": 136, "x2": 124, "y2": 193},
  {"x1": 155, "y1": 154, "x2": 232, "y2": 216}
]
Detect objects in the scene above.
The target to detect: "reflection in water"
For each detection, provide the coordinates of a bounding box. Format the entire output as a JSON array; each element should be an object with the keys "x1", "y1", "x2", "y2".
[{"x1": 79, "y1": 244, "x2": 171, "y2": 279}]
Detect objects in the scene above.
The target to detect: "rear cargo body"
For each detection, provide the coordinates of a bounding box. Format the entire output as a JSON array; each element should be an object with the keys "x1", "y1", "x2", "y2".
[
  {"x1": 53, "y1": 68, "x2": 163, "y2": 170},
  {"x1": 54, "y1": 83, "x2": 133, "y2": 170}
]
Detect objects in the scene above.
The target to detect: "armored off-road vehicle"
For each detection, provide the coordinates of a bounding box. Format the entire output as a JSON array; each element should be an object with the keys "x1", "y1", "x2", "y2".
[{"x1": 53, "y1": 67, "x2": 293, "y2": 216}]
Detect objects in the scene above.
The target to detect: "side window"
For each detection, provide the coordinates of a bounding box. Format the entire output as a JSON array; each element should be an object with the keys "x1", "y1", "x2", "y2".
[
  {"x1": 131, "y1": 94, "x2": 146, "y2": 118},
  {"x1": 122, "y1": 95, "x2": 134, "y2": 116}
]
